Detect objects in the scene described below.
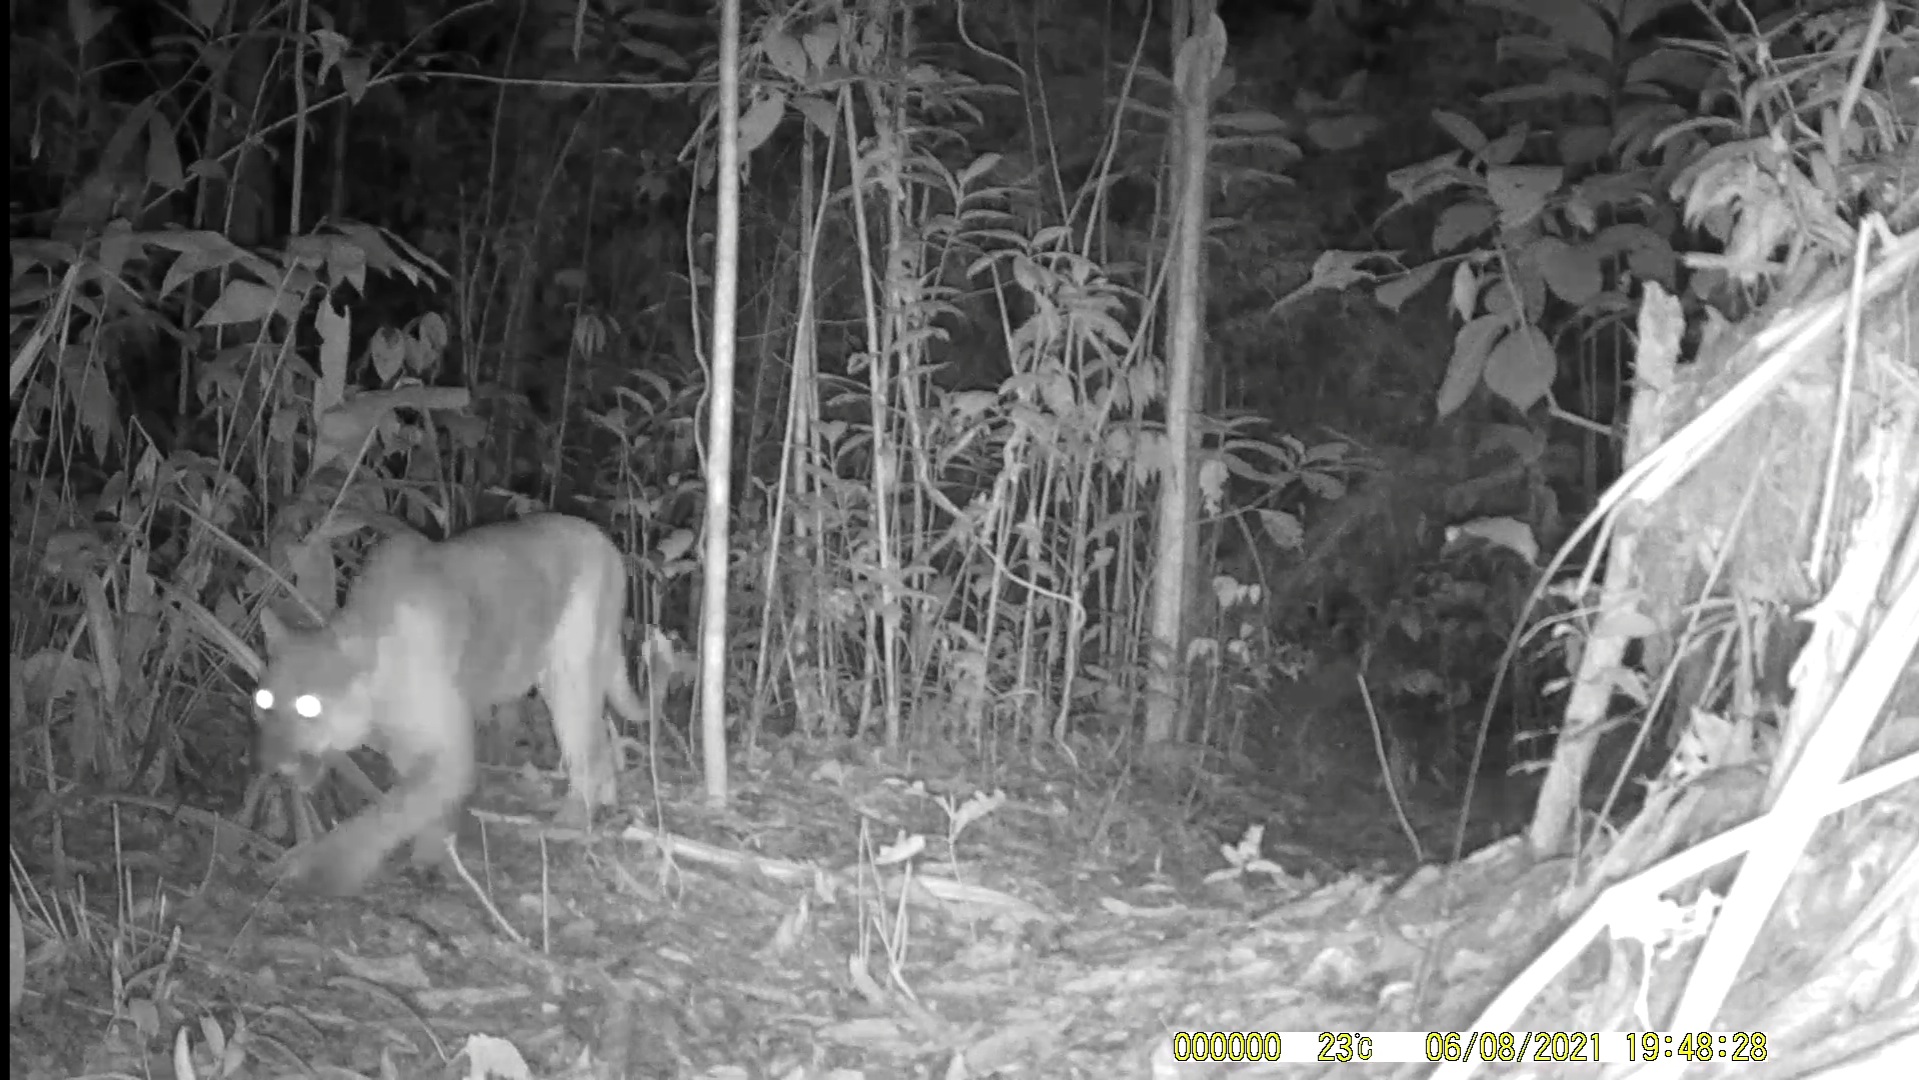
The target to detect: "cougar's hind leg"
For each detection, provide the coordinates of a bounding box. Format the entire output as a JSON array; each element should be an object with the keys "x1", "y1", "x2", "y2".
[
  {"x1": 597, "y1": 551, "x2": 647, "y2": 771},
  {"x1": 539, "y1": 665, "x2": 617, "y2": 823},
  {"x1": 537, "y1": 530, "x2": 627, "y2": 821},
  {"x1": 538, "y1": 608, "x2": 618, "y2": 821}
]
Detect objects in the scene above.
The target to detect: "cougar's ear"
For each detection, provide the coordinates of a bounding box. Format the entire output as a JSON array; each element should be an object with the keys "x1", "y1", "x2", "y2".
[
  {"x1": 260, "y1": 606, "x2": 290, "y2": 654},
  {"x1": 259, "y1": 605, "x2": 316, "y2": 655}
]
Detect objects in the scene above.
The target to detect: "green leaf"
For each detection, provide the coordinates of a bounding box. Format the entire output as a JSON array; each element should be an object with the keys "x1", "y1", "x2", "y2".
[
  {"x1": 1376, "y1": 258, "x2": 1448, "y2": 313},
  {"x1": 738, "y1": 90, "x2": 787, "y2": 155},
  {"x1": 763, "y1": 29, "x2": 808, "y2": 82},
  {"x1": 1483, "y1": 322, "x2": 1555, "y2": 411},
  {"x1": 1439, "y1": 315, "x2": 1506, "y2": 417},
  {"x1": 154, "y1": 231, "x2": 246, "y2": 298},
  {"x1": 1305, "y1": 115, "x2": 1378, "y2": 151},
  {"x1": 1558, "y1": 125, "x2": 1613, "y2": 170},
  {"x1": 1533, "y1": 237, "x2": 1603, "y2": 304},
  {"x1": 200, "y1": 279, "x2": 286, "y2": 326},
  {"x1": 1620, "y1": 0, "x2": 1691, "y2": 39},
  {"x1": 1594, "y1": 222, "x2": 1677, "y2": 286},
  {"x1": 1432, "y1": 109, "x2": 1488, "y2": 152},
  {"x1": 369, "y1": 326, "x2": 405, "y2": 384},
  {"x1": 1495, "y1": 34, "x2": 1569, "y2": 65},
  {"x1": 188, "y1": 0, "x2": 227, "y2": 33},
  {"x1": 1433, "y1": 199, "x2": 1495, "y2": 253},
  {"x1": 144, "y1": 112, "x2": 184, "y2": 191},
  {"x1": 1471, "y1": 0, "x2": 1614, "y2": 62},
  {"x1": 1451, "y1": 260, "x2": 1479, "y2": 321},
  {"x1": 1256, "y1": 508, "x2": 1304, "y2": 551},
  {"x1": 315, "y1": 296, "x2": 349, "y2": 411},
  {"x1": 1487, "y1": 165, "x2": 1564, "y2": 228},
  {"x1": 1625, "y1": 47, "x2": 1714, "y2": 91},
  {"x1": 802, "y1": 25, "x2": 838, "y2": 70}
]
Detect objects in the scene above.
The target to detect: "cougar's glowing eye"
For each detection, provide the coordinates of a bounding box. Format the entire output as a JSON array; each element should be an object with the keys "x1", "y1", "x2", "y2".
[
  {"x1": 294, "y1": 694, "x2": 323, "y2": 719},
  {"x1": 253, "y1": 688, "x2": 274, "y2": 710}
]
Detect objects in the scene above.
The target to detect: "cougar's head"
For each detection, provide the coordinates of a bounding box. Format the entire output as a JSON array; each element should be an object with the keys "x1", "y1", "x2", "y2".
[{"x1": 253, "y1": 606, "x2": 376, "y2": 789}]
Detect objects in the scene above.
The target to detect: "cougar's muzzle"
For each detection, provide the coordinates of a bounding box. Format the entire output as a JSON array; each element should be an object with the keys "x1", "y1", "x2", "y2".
[{"x1": 252, "y1": 687, "x2": 331, "y2": 790}]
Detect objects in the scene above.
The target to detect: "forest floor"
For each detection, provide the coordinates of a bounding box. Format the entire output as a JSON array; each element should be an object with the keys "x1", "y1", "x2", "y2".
[{"x1": 11, "y1": 724, "x2": 1561, "y2": 1080}]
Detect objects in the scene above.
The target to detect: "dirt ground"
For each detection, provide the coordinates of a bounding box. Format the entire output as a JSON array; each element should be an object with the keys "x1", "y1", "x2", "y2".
[{"x1": 12, "y1": 730, "x2": 1557, "y2": 1080}]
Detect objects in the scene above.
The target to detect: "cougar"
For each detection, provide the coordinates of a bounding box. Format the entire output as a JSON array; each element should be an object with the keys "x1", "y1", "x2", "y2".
[{"x1": 253, "y1": 513, "x2": 644, "y2": 895}]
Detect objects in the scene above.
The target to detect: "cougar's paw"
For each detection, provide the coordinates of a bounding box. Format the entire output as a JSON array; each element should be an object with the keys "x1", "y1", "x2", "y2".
[
  {"x1": 279, "y1": 833, "x2": 386, "y2": 897},
  {"x1": 582, "y1": 761, "x2": 620, "y2": 811},
  {"x1": 553, "y1": 797, "x2": 593, "y2": 830},
  {"x1": 406, "y1": 825, "x2": 455, "y2": 872},
  {"x1": 555, "y1": 787, "x2": 623, "y2": 831}
]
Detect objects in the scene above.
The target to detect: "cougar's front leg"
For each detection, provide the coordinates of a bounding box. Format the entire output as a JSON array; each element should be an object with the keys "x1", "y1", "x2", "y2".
[
  {"x1": 386, "y1": 696, "x2": 479, "y2": 876},
  {"x1": 398, "y1": 751, "x2": 471, "y2": 874},
  {"x1": 284, "y1": 692, "x2": 478, "y2": 896}
]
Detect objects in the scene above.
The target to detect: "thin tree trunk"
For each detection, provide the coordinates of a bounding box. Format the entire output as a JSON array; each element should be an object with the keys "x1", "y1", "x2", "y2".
[
  {"x1": 695, "y1": 0, "x2": 744, "y2": 805},
  {"x1": 1144, "y1": 4, "x2": 1223, "y2": 743},
  {"x1": 1527, "y1": 284, "x2": 1681, "y2": 853}
]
